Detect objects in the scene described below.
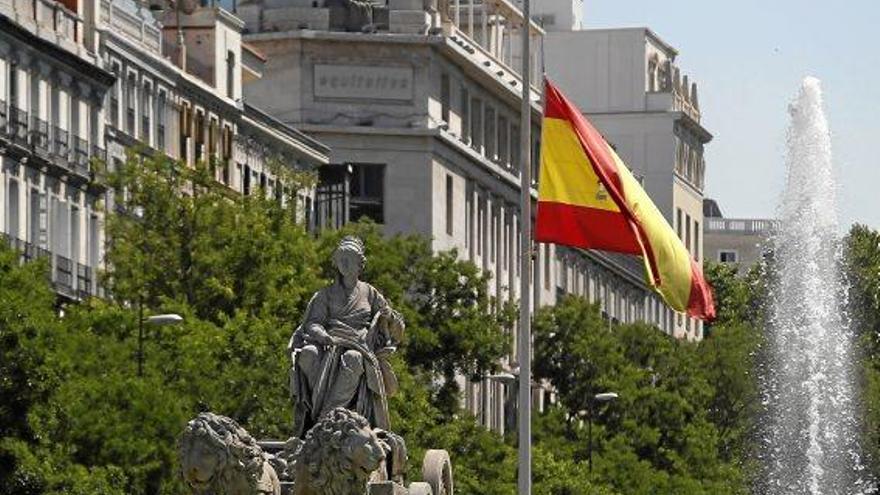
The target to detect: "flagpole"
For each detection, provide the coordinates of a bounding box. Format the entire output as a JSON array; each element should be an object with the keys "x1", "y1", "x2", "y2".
[{"x1": 517, "y1": 0, "x2": 532, "y2": 494}]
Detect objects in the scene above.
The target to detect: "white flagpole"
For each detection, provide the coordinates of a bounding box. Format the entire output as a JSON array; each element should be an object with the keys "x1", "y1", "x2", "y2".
[{"x1": 517, "y1": 1, "x2": 532, "y2": 493}]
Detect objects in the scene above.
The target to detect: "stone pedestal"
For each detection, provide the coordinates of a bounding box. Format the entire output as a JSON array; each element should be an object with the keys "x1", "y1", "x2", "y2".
[{"x1": 368, "y1": 481, "x2": 408, "y2": 495}]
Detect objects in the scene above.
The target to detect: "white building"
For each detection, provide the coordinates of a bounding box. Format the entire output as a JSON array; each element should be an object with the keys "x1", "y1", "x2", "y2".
[
  {"x1": 543, "y1": 17, "x2": 712, "y2": 340},
  {"x1": 238, "y1": 0, "x2": 669, "y2": 433},
  {"x1": 0, "y1": 0, "x2": 330, "y2": 302},
  {"x1": 703, "y1": 198, "x2": 775, "y2": 270},
  {"x1": 0, "y1": 0, "x2": 114, "y2": 299},
  {"x1": 98, "y1": 0, "x2": 329, "y2": 212}
]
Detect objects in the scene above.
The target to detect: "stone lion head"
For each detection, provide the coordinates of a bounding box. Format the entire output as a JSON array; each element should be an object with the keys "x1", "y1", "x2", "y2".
[
  {"x1": 179, "y1": 412, "x2": 280, "y2": 495},
  {"x1": 293, "y1": 408, "x2": 386, "y2": 495}
]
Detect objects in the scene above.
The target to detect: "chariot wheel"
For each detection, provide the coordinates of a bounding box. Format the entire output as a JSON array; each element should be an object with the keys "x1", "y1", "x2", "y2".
[{"x1": 421, "y1": 449, "x2": 453, "y2": 495}]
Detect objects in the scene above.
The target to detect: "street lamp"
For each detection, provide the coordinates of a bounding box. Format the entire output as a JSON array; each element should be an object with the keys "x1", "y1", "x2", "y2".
[
  {"x1": 583, "y1": 391, "x2": 618, "y2": 474},
  {"x1": 137, "y1": 304, "x2": 184, "y2": 377},
  {"x1": 486, "y1": 372, "x2": 517, "y2": 386}
]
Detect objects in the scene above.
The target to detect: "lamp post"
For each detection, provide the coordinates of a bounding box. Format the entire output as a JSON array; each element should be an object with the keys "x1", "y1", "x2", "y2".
[
  {"x1": 137, "y1": 301, "x2": 183, "y2": 377},
  {"x1": 585, "y1": 392, "x2": 618, "y2": 474},
  {"x1": 486, "y1": 369, "x2": 519, "y2": 436}
]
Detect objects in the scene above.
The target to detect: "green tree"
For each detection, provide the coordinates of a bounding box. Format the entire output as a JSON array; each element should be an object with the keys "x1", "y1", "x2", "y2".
[{"x1": 844, "y1": 224, "x2": 880, "y2": 474}]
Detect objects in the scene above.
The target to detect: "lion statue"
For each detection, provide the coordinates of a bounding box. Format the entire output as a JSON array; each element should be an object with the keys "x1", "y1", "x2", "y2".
[
  {"x1": 289, "y1": 408, "x2": 387, "y2": 495},
  {"x1": 179, "y1": 412, "x2": 281, "y2": 495}
]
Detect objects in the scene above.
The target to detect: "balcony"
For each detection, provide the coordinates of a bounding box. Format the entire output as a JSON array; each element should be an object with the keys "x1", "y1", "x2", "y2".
[
  {"x1": 99, "y1": 0, "x2": 162, "y2": 54},
  {"x1": 72, "y1": 136, "x2": 90, "y2": 178},
  {"x1": 705, "y1": 218, "x2": 778, "y2": 235},
  {"x1": 0, "y1": 234, "x2": 97, "y2": 299},
  {"x1": 0, "y1": 101, "x2": 7, "y2": 135},
  {"x1": 442, "y1": 0, "x2": 544, "y2": 89},
  {"x1": 9, "y1": 0, "x2": 86, "y2": 52},
  {"x1": 53, "y1": 125, "x2": 69, "y2": 164},
  {"x1": 31, "y1": 116, "x2": 50, "y2": 156},
  {"x1": 55, "y1": 254, "x2": 73, "y2": 294},
  {"x1": 10, "y1": 107, "x2": 29, "y2": 147},
  {"x1": 76, "y1": 263, "x2": 93, "y2": 299}
]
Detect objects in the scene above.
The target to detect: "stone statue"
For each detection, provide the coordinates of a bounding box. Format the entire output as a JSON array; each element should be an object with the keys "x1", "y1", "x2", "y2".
[
  {"x1": 179, "y1": 413, "x2": 281, "y2": 495},
  {"x1": 288, "y1": 407, "x2": 386, "y2": 495},
  {"x1": 288, "y1": 236, "x2": 405, "y2": 439}
]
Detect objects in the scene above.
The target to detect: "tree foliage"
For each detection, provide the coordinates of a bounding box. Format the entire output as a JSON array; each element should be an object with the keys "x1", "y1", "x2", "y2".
[
  {"x1": 845, "y1": 224, "x2": 880, "y2": 474},
  {"x1": 0, "y1": 152, "x2": 770, "y2": 494}
]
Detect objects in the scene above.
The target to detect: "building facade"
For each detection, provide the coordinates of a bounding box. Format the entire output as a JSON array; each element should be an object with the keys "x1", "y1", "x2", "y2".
[
  {"x1": 239, "y1": 0, "x2": 668, "y2": 433},
  {"x1": 0, "y1": 0, "x2": 114, "y2": 299},
  {"x1": 703, "y1": 198, "x2": 776, "y2": 270},
  {"x1": 0, "y1": 0, "x2": 330, "y2": 302},
  {"x1": 98, "y1": 0, "x2": 329, "y2": 212},
  {"x1": 544, "y1": 24, "x2": 712, "y2": 340}
]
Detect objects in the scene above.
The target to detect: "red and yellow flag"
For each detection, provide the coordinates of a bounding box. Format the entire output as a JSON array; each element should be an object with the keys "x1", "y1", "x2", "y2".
[{"x1": 536, "y1": 79, "x2": 715, "y2": 321}]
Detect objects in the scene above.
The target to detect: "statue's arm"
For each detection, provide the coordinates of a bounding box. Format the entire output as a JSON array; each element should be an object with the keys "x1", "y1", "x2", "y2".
[
  {"x1": 370, "y1": 286, "x2": 405, "y2": 344},
  {"x1": 291, "y1": 292, "x2": 331, "y2": 350}
]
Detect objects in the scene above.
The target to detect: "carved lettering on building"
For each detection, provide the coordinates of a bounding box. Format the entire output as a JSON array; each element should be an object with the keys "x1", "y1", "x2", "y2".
[{"x1": 314, "y1": 65, "x2": 414, "y2": 101}]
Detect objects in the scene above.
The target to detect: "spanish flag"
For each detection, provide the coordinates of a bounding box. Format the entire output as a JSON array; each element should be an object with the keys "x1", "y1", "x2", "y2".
[{"x1": 536, "y1": 79, "x2": 715, "y2": 321}]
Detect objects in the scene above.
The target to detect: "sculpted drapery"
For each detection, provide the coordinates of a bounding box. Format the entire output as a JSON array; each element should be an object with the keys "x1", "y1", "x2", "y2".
[{"x1": 288, "y1": 236, "x2": 404, "y2": 438}]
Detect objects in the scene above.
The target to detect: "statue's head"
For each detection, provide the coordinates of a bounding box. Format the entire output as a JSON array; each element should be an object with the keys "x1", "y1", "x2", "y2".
[
  {"x1": 179, "y1": 413, "x2": 271, "y2": 494},
  {"x1": 295, "y1": 407, "x2": 386, "y2": 494},
  {"x1": 333, "y1": 236, "x2": 366, "y2": 286}
]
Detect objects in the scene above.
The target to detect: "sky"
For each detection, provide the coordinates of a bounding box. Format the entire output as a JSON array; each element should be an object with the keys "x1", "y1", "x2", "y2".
[{"x1": 583, "y1": 0, "x2": 880, "y2": 230}]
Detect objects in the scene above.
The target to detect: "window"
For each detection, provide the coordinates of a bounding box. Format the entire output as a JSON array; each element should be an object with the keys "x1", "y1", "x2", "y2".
[
  {"x1": 544, "y1": 244, "x2": 550, "y2": 290},
  {"x1": 484, "y1": 106, "x2": 496, "y2": 161},
  {"x1": 7, "y1": 180, "x2": 19, "y2": 239},
  {"x1": 243, "y1": 164, "x2": 252, "y2": 195},
  {"x1": 511, "y1": 124, "x2": 520, "y2": 173},
  {"x1": 349, "y1": 163, "x2": 385, "y2": 224},
  {"x1": 156, "y1": 91, "x2": 166, "y2": 150},
  {"x1": 719, "y1": 250, "x2": 738, "y2": 263},
  {"x1": 498, "y1": 116, "x2": 509, "y2": 167},
  {"x1": 676, "y1": 208, "x2": 682, "y2": 239},
  {"x1": 126, "y1": 73, "x2": 137, "y2": 134},
  {"x1": 445, "y1": 175, "x2": 453, "y2": 235},
  {"x1": 694, "y1": 221, "x2": 700, "y2": 261},
  {"x1": 88, "y1": 213, "x2": 99, "y2": 268},
  {"x1": 440, "y1": 73, "x2": 450, "y2": 123},
  {"x1": 465, "y1": 188, "x2": 473, "y2": 249},
  {"x1": 29, "y1": 189, "x2": 46, "y2": 247},
  {"x1": 194, "y1": 111, "x2": 205, "y2": 162},
  {"x1": 141, "y1": 83, "x2": 151, "y2": 142},
  {"x1": 490, "y1": 207, "x2": 496, "y2": 262},
  {"x1": 179, "y1": 102, "x2": 191, "y2": 160},
  {"x1": 226, "y1": 50, "x2": 236, "y2": 99},
  {"x1": 470, "y1": 97, "x2": 482, "y2": 151},
  {"x1": 208, "y1": 118, "x2": 218, "y2": 157},
  {"x1": 476, "y1": 195, "x2": 483, "y2": 256},
  {"x1": 9, "y1": 61, "x2": 19, "y2": 110},
  {"x1": 70, "y1": 205, "x2": 79, "y2": 264},
  {"x1": 685, "y1": 213, "x2": 691, "y2": 254},
  {"x1": 109, "y1": 63, "x2": 120, "y2": 127},
  {"x1": 460, "y1": 86, "x2": 470, "y2": 143}
]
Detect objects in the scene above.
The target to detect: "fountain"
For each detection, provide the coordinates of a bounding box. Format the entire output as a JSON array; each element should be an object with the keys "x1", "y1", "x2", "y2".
[{"x1": 758, "y1": 77, "x2": 874, "y2": 494}]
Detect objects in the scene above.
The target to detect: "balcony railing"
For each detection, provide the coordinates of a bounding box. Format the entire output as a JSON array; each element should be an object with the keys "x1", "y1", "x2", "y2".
[
  {"x1": 10, "y1": 107, "x2": 29, "y2": 146},
  {"x1": 705, "y1": 218, "x2": 778, "y2": 234},
  {"x1": 53, "y1": 125, "x2": 69, "y2": 162},
  {"x1": 0, "y1": 235, "x2": 97, "y2": 299},
  {"x1": 77, "y1": 263, "x2": 93, "y2": 299},
  {"x1": 0, "y1": 101, "x2": 7, "y2": 135},
  {"x1": 72, "y1": 137, "x2": 90, "y2": 177},
  {"x1": 55, "y1": 254, "x2": 73, "y2": 292},
  {"x1": 31, "y1": 116, "x2": 50, "y2": 155}
]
